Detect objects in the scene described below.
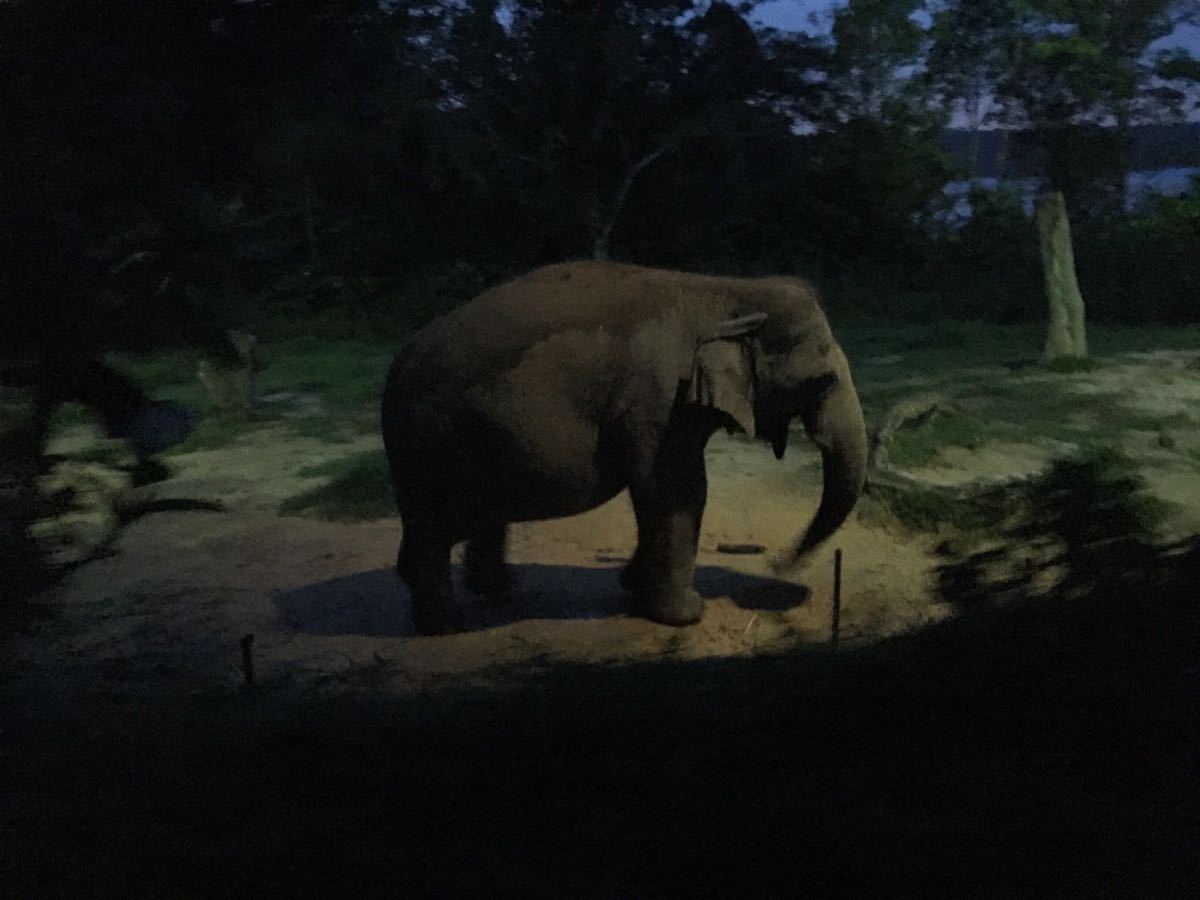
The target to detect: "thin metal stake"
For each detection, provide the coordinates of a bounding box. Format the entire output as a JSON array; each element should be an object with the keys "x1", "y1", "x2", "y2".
[{"x1": 831, "y1": 549, "x2": 842, "y2": 650}]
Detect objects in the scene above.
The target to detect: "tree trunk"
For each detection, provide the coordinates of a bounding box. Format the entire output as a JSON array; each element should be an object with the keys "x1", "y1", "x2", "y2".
[
  {"x1": 591, "y1": 141, "x2": 676, "y2": 261},
  {"x1": 1036, "y1": 191, "x2": 1087, "y2": 361}
]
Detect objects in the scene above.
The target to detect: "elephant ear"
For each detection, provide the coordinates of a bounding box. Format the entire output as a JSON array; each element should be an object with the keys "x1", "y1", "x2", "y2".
[{"x1": 687, "y1": 314, "x2": 766, "y2": 435}]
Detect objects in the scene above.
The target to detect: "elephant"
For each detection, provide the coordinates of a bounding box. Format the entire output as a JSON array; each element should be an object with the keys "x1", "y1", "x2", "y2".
[{"x1": 381, "y1": 261, "x2": 868, "y2": 635}]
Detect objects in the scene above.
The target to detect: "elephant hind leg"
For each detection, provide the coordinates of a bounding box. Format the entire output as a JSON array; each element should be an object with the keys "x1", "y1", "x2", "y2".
[
  {"x1": 397, "y1": 520, "x2": 463, "y2": 636},
  {"x1": 464, "y1": 523, "x2": 514, "y2": 596}
]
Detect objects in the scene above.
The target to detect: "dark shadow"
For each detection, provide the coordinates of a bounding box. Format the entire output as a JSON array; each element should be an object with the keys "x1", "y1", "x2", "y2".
[
  {"x1": 274, "y1": 562, "x2": 808, "y2": 637},
  {"x1": 9, "y1": 455, "x2": 1200, "y2": 898},
  {"x1": 116, "y1": 497, "x2": 226, "y2": 524},
  {"x1": 935, "y1": 448, "x2": 1178, "y2": 613}
]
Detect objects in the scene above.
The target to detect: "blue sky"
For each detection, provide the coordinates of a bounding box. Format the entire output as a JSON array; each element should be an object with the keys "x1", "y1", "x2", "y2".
[
  {"x1": 750, "y1": 0, "x2": 1200, "y2": 53},
  {"x1": 750, "y1": 0, "x2": 838, "y2": 35}
]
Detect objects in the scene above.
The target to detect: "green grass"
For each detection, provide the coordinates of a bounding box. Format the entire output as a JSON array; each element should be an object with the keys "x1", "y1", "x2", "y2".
[
  {"x1": 256, "y1": 336, "x2": 395, "y2": 414},
  {"x1": 278, "y1": 450, "x2": 394, "y2": 521},
  {"x1": 884, "y1": 410, "x2": 1000, "y2": 468},
  {"x1": 107, "y1": 330, "x2": 396, "y2": 417},
  {"x1": 860, "y1": 482, "x2": 1019, "y2": 532},
  {"x1": 100, "y1": 332, "x2": 398, "y2": 453}
]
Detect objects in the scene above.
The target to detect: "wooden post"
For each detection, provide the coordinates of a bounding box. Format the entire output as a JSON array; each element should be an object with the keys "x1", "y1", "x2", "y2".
[{"x1": 831, "y1": 548, "x2": 842, "y2": 650}]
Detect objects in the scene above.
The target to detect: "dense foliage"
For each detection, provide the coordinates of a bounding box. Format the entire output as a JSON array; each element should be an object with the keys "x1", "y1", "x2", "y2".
[{"x1": 1, "y1": 0, "x2": 1198, "y2": 351}]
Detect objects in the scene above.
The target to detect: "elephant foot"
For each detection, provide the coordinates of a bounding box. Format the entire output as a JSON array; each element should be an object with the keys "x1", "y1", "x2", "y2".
[
  {"x1": 635, "y1": 586, "x2": 704, "y2": 627},
  {"x1": 410, "y1": 598, "x2": 466, "y2": 636},
  {"x1": 465, "y1": 564, "x2": 515, "y2": 597}
]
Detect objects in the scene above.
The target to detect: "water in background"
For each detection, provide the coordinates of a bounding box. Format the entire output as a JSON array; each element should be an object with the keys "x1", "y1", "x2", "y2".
[{"x1": 941, "y1": 167, "x2": 1199, "y2": 224}]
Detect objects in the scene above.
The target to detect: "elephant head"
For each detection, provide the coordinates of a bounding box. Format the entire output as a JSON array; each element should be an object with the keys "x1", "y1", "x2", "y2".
[{"x1": 688, "y1": 296, "x2": 868, "y2": 568}]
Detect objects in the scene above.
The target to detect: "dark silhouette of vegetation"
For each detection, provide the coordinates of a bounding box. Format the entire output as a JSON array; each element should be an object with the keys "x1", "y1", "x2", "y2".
[
  {"x1": 937, "y1": 449, "x2": 1183, "y2": 610},
  {"x1": 2, "y1": 0, "x2": 1197, "y2": 350}
]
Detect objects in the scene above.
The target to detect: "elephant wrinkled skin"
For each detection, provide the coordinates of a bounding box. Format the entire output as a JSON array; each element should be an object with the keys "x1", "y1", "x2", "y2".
[{"x1": 381, "y1": 261, "x2": 868, "y2": 635}]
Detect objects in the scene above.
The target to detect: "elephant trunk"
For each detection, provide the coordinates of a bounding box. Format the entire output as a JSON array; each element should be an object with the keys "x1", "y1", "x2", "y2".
[{"x1": 785, "y1": 353, "x2": 868, "y2": 567}]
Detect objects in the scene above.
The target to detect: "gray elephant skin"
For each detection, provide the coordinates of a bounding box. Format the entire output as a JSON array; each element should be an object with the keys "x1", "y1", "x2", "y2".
[{"x1": 381, "y1": 261, "x2": 868, "y2": 635}]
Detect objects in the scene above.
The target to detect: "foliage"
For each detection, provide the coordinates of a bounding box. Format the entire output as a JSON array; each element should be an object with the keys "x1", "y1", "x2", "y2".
[
  {"x1": 935, "y1": 449, "x2": 1174, "y2": 610},
  {"x1": 1074, "y1": 174, "x2": 1200, "y2": 323},
  {"x1": 826, "y1": 0, "x2": 930, "y2": 123},
  {"x1": 0, "y1": 0, "x2": 1197, "y2": 347}
]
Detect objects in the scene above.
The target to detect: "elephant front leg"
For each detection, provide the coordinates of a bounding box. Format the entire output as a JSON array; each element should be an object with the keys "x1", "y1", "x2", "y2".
[
  {"x1": 626, "y1": 444, "x2": 708, "y2": 627},
  {"x1": 630, "y1": 512, "x2": 705, "y2": 626}
]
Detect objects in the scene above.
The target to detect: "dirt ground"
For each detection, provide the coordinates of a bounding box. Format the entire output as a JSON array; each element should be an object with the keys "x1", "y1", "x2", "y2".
[{"x1": 8, "y1": 431, "x2": 943, "y2": 696}]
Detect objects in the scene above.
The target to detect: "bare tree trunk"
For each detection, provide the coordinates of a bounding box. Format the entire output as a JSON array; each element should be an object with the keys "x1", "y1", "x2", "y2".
[
  {"x1": 592, "y1": 142, "x2": 676, "y2": 261},
  {"x1": 1036, "y1": 191, "x2": 1087, "y2": 361}
]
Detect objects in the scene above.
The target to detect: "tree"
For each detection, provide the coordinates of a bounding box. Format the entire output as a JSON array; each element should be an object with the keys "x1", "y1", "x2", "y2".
[
  {"x1": 825, "y1": 0, "x2": 930, "y2": 123},
  {"x1": 925, "y1": 0, "x2": 1023, "y2": 178},
  {"x1": 1036, "y1": 190, "x2": 1088, "y2": 360},
  {"x1": 437, "y1": 0, "x2": 786, "y2": 263},
  {"x1": 1001, "y1": 0, "x2": 1197, "y2": 212},
  {"x1": 783, "y1": 0, "x2": 954, "y2": 289}
]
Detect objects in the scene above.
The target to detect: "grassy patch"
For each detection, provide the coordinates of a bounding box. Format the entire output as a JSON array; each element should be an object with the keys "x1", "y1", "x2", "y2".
[
  {"x1": 885, "y1": 410, "x2": 999, "y2": 468},
  {"x1": 257, "y1": 337, "x2": 394, "y2": 414},
  {"x1": 100, "y1": 334, "x2": 396, "y2": 455},
  {"x1": 278, "y1": 450, "x2": 394, "y2": 521},
  {"x1": 960, "y1": 379, "x2": 1154, "y2": 446},
  {"x1": 860, "y1": 482, "x2": 1019, "y2": 533}
]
